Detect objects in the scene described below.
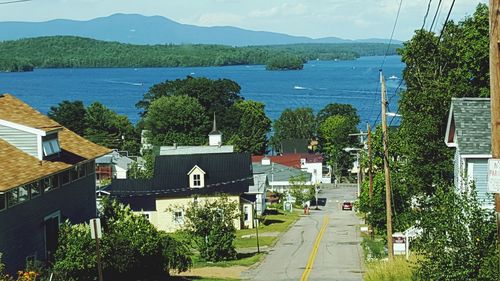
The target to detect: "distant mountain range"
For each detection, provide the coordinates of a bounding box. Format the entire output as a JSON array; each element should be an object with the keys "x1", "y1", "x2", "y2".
[{"x1": 0, "y1": 14, "x2": 403, "y2": 46}]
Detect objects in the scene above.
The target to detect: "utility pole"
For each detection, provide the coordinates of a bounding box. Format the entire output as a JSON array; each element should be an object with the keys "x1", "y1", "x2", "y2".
[
  {"x1": 367, "y1": 123, "x2": 374, "y2": 239},
  {"x1": 380, "y1": 70, "x2": 393, "y2": 259},
  {"x1": 489, "y1": 0, "x2": 500, "y2": 270}
]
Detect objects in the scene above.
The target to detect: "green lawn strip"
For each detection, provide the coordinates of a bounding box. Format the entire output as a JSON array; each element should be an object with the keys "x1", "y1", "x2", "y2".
[
  {"x1": 234, "y1": 209, "x2": 301, "y2": 248},
  {"x1": 192, "y1": 253, "x2": 264, "y2": 268}
]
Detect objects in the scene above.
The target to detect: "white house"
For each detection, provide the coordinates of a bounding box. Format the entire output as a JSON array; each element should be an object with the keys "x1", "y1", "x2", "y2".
[{"x1": 444, "y1": 97, "x2": 493, "y2": 208}]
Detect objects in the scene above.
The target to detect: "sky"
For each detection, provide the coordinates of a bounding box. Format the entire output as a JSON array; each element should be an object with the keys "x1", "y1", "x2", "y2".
[{"x1": 0, "y1": 0, "x2": 489, "y2": 41}]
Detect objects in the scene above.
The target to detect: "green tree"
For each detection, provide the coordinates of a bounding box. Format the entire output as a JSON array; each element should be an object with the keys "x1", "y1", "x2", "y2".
[
  {"x1": 316, "y1": 103, "x2": 360, "y2": 126},
  {"x1": 183, "y1": 195, "x2": 240, "y2": 262},
  {"x1": 84, "y1": 102, "x2": 136, "y2": 151},
  {"x1": 414, "y1": 185, "x2": 499, "y2": 280},
  {"x1": 318, "y1": 115, "x2": 358, "y2": 180},
  {"x1": 53, "y1": 199, "x2": 191, "y2": 281},
  {"x1": 289, "y1": 174, "x2": 315, "y2": 207},
  {"x1": 398, "y1": 4, "x2": 489, "y2": 194},
  {"x1": 47, "y1": 100, "x2": 86, "y2": 135},
  {"x1": 136, "y1": 76, "x2": 242, "y2": 137},
  {"x1": 271, "y1": 107, "x2": 316, "y2": 152},
  {"x1": 265, "y1": 54, "x2": 304, "y2": 70},
  {"x1": 144, "y1": 95, "x2": 210, "y2": 146},
  {"x1": 228, "y1": 100, "x2": 272, "y2": 155}
]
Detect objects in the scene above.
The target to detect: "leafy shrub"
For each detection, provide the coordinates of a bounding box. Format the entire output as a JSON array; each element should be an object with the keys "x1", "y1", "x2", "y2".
[
  {"x1": 184, "y1": 195, "x2": 240, "y2": 262},
  {"x1": 53, "y1": 198, "x2": 191, "y2": 281}
]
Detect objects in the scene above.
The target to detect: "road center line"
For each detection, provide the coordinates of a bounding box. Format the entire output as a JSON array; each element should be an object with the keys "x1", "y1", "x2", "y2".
[{"x1": 300, "y1": 215, "x2": 329, "y2": 281}]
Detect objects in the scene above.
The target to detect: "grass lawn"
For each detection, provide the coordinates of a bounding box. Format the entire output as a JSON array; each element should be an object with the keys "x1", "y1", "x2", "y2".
[
  {"x1": 234, "y1": 208, "x2": 301, "y2": 248},
  {"x1": 193, "y1": 252, "x2": 264, "y2": 268}
]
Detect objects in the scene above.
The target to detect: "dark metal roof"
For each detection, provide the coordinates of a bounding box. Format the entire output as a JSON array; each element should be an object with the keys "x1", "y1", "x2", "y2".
[{"x1": 108, "y1": 153, "x2": 253, "y2": 198}]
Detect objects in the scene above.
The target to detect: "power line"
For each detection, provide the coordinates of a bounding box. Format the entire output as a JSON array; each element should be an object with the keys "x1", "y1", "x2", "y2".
[
  {"x1": 421, "y1": 0, "x2": 434, "y2": 30},
  {"x1": 429, "y1": 0, "x2": 443, "y2": 32},
  {"x1": 380, "y1": 0, "x2": 403, "y2": 70},
  {"x1": 437, "y1": 0, "x2": 456, "y2": 43},
  {"x1": 0, "y1": 0, "x2": 30, "y2": 4}
]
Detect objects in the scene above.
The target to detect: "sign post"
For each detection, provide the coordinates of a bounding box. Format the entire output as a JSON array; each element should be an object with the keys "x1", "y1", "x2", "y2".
[
  {"x1": 488, "y1": 159, "x2": 500, "y2": 193},
  {"x1": 90, "y1": 218, "x2": 104, "y2": 281}
]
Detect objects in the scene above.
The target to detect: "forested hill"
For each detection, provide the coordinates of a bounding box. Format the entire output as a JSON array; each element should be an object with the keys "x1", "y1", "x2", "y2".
[{"x1": 0, "y1": 36, "x2": 401, "y2": 71}]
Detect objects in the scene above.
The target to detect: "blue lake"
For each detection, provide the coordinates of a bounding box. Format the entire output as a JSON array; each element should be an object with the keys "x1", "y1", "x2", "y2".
[{"x1": 0, "y1": 55, "x2": 404, "y2": 126}]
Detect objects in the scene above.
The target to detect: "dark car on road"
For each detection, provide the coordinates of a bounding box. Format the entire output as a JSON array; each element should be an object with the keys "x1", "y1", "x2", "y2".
[
  {"x1": 342, "y1": 201, "x2": 353, "y2": 211},
  {"x1": 310, "y1": 197, "x2": 327, "y2": 206}
]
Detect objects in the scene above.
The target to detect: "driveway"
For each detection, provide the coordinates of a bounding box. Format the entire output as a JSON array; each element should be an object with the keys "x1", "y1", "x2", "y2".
[{"x1": 242, "y1": 185, "x2": 364, "y2": 281}]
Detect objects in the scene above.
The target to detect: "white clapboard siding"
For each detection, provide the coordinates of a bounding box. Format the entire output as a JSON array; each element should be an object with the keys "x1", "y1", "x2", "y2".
[{"x1": 0, "y1": 124, "x2": 38, "y2": 157}]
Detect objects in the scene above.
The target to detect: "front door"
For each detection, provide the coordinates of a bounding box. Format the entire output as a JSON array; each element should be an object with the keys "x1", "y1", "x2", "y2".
[{"x1": 44, "y1": 212, "x2": 60, "y2": 264}]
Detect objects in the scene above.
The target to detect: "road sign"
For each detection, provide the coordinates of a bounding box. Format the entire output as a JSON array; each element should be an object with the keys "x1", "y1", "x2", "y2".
[
  {"x1": 488, "y1": 159, "x2": 500, "y2": 193},
  {"x1": 90, "y1": 218, "x2": 102, "y2": 239}
]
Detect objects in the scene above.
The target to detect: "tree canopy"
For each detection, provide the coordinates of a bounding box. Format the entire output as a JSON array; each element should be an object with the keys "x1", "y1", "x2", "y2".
[
  {"x1": 227, "y1": 100, "x2": 272, "y2": 155},
  {"x1": 144, "y1": 95, "x2": 210, "y2": 146},
  {"x1": 398, "y1": 3, "x2": 489, "y2": 194},
  {"x1": 0, "y1": 36, "x2": 401, "y2": 71},
  {"x1": 270, "y1": 107, "x2": 316, "y2": 152},
  {"x1": 48, "y1": 100, "x2": 86, "y2": 135}
]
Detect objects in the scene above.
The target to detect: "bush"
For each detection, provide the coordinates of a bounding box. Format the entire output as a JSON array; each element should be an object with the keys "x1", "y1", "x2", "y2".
[
  {"x1": 414, "y1": 185, "x2": 499, "y2": 280},
  {"x1": 53, "y1": 199, "x2": 191, "y2": 281},
  {"x1": 184, "y1": 195, "x2": 240, "y2": 262}
]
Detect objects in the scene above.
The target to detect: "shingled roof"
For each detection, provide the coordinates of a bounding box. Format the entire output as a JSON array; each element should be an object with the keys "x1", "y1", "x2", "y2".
[
  {"x1": 108, "y1": 152, "x2": 253, "y2": 197},
  {"x1": 445, "y1": 98, "x2": 491, "y2": 155},
  {"x1": 0, "y1": 94, "x2": 111, "y2": 191}
]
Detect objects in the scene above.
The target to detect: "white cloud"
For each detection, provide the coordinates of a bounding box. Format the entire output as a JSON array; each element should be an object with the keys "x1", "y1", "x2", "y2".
[
  {"x1": 249, "y1": 3, "x2": 308, "y2": 18},
  {"x1": 196, "y1": 12, "x2": 244, "y2": 26}
]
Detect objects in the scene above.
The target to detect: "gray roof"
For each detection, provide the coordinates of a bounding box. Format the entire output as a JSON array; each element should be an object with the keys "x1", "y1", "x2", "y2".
[
  {"x1": 159, "y1": 145, "x2": 234, "y2": 155},
  {"x1": 96, "y1": 151, "x2": 134, "y2": 169},
  {"x1": 252, "y1": 163, "x2": 312, "y2": 183},
  {"x1": 450, "y1": 98, "x2": 491, "y2": 155}
]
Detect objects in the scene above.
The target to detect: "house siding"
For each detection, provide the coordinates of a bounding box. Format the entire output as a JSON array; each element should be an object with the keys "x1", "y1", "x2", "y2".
[
  {"x1": 468, "y1": 158, "x2": 492, "y2": 207},
  {"x1": 0, "y1": 124, "x2": 38, "y2": 158},
  {"x1": 0, "y1": 174, "x2": 97, "y2": 273},
  {"x1": 150, "y1": 196, "x2": 242, "y2": 233}
]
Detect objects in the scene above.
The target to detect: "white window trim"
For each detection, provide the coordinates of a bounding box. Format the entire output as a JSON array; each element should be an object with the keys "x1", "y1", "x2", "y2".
[
  {"x1": 173, "y1": 210, "x2": 184, "y2": 224},
  {"x1": 188, "y1": 165, "x2": 206, "y2": 188}
]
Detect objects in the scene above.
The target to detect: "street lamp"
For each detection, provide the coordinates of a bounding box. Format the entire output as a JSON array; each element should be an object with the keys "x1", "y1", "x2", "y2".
[{"x1": 343, "y1": 147, "x2": 362, "y2": 197}]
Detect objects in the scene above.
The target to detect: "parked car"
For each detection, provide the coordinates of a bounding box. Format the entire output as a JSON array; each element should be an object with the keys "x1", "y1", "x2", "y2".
[{"x1": 342, "y1": 201, "x2": 353, "y2": 211}]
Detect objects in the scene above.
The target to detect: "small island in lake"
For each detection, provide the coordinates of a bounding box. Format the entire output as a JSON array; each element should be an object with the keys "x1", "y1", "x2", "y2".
[{"x1": 265, "y1": 55, "x2": 304, "y2": 71}]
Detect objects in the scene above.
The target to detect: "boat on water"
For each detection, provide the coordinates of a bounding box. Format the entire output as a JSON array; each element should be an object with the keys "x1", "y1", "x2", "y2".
[{"x1": 388, "y1": 75, "x2": 398, "y2": 80}]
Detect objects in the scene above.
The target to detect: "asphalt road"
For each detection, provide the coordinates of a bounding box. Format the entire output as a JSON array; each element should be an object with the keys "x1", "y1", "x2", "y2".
[{"x1": 243, "y1": 185, "x2": 364, "y2": 281}]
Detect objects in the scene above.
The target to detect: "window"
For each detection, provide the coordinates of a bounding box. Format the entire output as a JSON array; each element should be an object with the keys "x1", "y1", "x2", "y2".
[
  {"x1": 70, "y1": 167, "x2": 78, "y2": 182},
  {"x1": 77, "y1": 164, "x2": 86, "y2": 178},
  {"x1": 42, "y1": 139, "x2": 61, "y2": 157},
  {"x1": 51, "y1": 174, "x2": 60, "y2": 190},
  {"x1": 86, "y1": 161, "x2": 95, "y2": 175},
  {"x1": 0, "y1": 193, "x2": 5, "y2": 211},
  {"x1": 41, "y1": 177, "x2": 52, "y2": 193},
  {"x1": 7, "y1": 188, "x2": 19, "y2": 207},
  {"x1": 193, "y1": 174, "x2": 201, "y2": 187},
  {"x1": 61, "y1": 170, "x2": 70, "y2": 186},
  {"x1": 28, "y1": 182, "x2": 41, "y2": 198},
  {"x1": 244, "y1": 206, "x2": 249, "y2": 221},
  {"x1": 174, "y1": 210, "x2": 184, "y2": 224},
  {"x1": 19, "y1": 185, "x2": 29, "y2": 203}
]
